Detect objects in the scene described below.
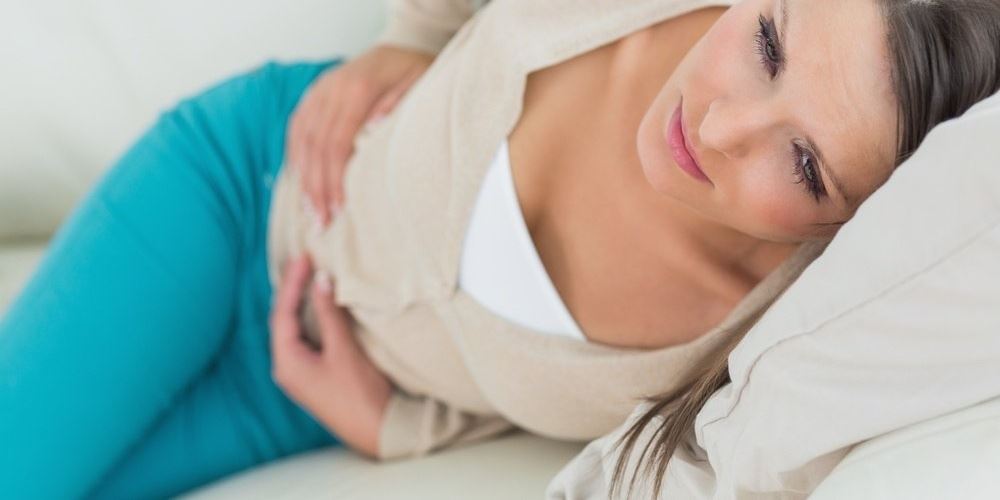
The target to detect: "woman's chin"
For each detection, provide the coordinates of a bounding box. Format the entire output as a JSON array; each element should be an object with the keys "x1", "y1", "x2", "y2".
[
  {"x1": 637, "y1": 155, "x2": 715, "y2": 221},
  {"x1": 638, "y1": 155, "x2": 683, "y2": 197}
]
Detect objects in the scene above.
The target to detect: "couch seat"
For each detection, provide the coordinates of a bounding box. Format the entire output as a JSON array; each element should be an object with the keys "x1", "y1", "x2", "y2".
[
  {"x1": 0, "y1": 240, "x2": 48, "y2": 313},
  {"x1": 183, "y1": 433, "x2": 584, "y2": 499}
]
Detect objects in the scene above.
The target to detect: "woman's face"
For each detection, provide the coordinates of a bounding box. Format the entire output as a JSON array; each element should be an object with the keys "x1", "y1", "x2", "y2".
[{"x1": 638, "y1": 0, "x2": 899, "y2": 242}]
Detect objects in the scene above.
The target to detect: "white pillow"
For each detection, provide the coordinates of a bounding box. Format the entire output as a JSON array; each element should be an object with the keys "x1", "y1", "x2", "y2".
[
  {"x1": 0, "y1": 0, "x2": 386, "y2": 241},
  {"x1": 809, "y1": 395, "x2": 1000, "y2": 500},
  {"x1": 686, "y1": 91, "x2": 1000, "y2": 498}
]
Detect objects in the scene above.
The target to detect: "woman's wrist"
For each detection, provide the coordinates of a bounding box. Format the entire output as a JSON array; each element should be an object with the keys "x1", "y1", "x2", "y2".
[
  {"x1": 319, "y1": 348, "x2": 392, "y2": 459},
  {"x1": 353, "y1": 359, "x2": 393, "y2": 458}
]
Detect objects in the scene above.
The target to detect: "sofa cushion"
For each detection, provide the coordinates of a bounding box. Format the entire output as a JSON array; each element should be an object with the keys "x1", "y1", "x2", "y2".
[
  {"x1": 809, "y1": 396, "x2": 1000, "y2": 500},
  {"x1": 182, "y1": 433, "x2": 585, "y2": 500},
  {"x1": 0, "y1": 240, "x2": 49, "y2": 316},
  {"x1": 0, "y1": 0, "x2": 386, "y2": 240}
]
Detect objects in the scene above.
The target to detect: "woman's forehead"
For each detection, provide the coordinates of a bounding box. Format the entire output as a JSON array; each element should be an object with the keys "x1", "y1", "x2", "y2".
[{"x1": 785, "y1": 0, "x2": 898, "y2": 203}]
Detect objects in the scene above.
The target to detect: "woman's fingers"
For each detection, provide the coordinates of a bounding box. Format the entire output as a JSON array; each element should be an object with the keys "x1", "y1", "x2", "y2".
[
  {"x1": 297, "y1": 70, "x2": 382, "y2": 228},
  {"x1": 287, "y1": 81, "x2": 323, "y2": 176},
  {"x1": 272, "y1": 255, "x2": 311, "y2": 325},
  {"x1": 306, "y1": 74, "x2": 351, "y2": 227},
  {"x1": 325, "y1": 82, "x2": 380, "y2": 213},
  {"x1": 288, "y1": 68, "x2": 337, "y2": 227},
  {"x1": 303, "y1": 104, "x2": 332, "y2": 228},
  {"x1": 270, "y1": 254, "x2": 314, "y2": 364},
  {"x1": 366, "y1": 69, "x2": 421, "y2": 122},
  {"x1": 308, "y1": 271, "x2": 358, "y2": 362}
]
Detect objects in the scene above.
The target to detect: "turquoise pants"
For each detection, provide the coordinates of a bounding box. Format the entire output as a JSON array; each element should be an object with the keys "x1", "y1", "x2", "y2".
[{"x1": 0, "y1": 59, "x2": 343, "y2": 499}]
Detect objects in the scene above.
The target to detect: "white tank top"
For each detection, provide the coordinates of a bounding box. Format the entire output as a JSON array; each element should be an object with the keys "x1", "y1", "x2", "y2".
[{"x1": 458, "y1": 140, "x2": 588, "y2": 341}]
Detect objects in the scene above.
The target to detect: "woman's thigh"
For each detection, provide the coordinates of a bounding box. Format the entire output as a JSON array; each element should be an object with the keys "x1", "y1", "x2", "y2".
[
  {"x1": 85, "y1": 314, "x2": 339, "y2": 500},
  {"x1": 0, "y1": 58, "x2": 342, "y2": 500}
]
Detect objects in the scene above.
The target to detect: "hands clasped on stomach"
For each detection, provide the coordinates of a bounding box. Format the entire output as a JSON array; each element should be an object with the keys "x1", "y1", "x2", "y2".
[{"x1": 270, "y1": 44, "x2": 434, "y2": 458}]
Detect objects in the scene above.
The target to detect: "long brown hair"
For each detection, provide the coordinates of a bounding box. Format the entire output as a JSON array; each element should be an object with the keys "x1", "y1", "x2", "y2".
[{"x1": 610, "y1": 1, "x2": 1000, "y2": 498}]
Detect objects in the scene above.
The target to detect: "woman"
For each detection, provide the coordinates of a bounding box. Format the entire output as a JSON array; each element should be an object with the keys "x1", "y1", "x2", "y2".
[{"x1": 1, "y1": 1, "x2": 997, "y2": 499}]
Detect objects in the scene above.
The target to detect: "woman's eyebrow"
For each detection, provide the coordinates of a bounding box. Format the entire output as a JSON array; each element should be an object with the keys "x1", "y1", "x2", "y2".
[
  {"x1": 780, "y1": 0, "x2": 854, "y2": 207},
  {"x1": 779, "y1": 0, "x2": 790, "y2": 54}
]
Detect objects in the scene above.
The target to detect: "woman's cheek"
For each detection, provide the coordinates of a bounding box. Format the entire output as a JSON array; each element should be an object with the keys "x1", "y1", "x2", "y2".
[{"x1": 742, "y1": 185, "x2": 810, "y2": 238}]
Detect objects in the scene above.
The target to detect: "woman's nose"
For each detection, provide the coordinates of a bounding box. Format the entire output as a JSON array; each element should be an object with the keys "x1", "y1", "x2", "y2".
[{"x1": 699, "y1": 97, "x2": 774, "y2": 160}]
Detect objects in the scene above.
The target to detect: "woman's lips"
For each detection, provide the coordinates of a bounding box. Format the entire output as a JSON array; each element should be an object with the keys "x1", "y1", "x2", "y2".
[{"x1": 667, "y1": 100, "x2": 711, "y2": 185}]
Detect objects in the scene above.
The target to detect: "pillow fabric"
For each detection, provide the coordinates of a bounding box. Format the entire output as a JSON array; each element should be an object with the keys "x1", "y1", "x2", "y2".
[
  {"x1": 0, "y1": 0, "x2": 385, "y2": 241},
  {"x1": 809, "y1": 395, "x2": 1000, "y2": 500},
  {"x1": 686, "y1": 90, "x2": 1000, "y2": 498}
]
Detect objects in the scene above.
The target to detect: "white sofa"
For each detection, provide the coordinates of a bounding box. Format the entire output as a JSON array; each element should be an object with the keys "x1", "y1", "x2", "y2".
[{"x1": 3, "y1": 1, "x2": 998, "y2": 498}]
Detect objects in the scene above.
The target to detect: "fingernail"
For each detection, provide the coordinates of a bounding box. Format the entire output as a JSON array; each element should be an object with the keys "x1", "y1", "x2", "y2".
[
  {"x1": 313, "y1": 270, "x2": 332, "y2": 294},
  {"x1": 329, "y1": 200, "x2": 342, "y2": 220},
  {"x1": 367, "y1": 113, "x2": 386, "y2": 125},
  {"x1": 310, "y1": 217, "x2": 323, "y2": 238},
  {"x1": 302, "y1": 198, "x2": 317, "y2": 220}
]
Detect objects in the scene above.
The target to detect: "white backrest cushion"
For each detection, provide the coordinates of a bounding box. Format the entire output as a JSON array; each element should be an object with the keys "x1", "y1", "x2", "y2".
[
  {"x1": 0, "y1": 0, "x2": 386, "y2": 240},
  {"x1": 809, "y1": 396, "x2": 1000, "y2": 500},
  {"x1": 687, "y1": 91, "x2": 1000, "y2": 497}
]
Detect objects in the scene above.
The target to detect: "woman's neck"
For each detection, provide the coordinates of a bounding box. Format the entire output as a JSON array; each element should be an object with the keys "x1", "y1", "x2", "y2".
[{"x1": 646, "y1": 192, "x2": 801, "y2": 289}]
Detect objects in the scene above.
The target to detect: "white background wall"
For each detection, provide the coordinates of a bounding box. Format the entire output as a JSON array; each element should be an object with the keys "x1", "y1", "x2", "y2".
[{"x1": 0, "y1": 0, "x2": 387, "y2": 240}]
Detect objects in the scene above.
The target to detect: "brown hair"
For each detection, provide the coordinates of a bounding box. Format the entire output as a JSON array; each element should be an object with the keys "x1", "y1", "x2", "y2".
[{"x1": 610, "y1": 1, "x2": 1000, "y2": 497}]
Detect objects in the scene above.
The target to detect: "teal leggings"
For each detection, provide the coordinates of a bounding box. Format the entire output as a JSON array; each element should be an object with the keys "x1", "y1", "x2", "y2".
[{"x1": 0, "y1": 60, "x2": 343, "y2": 499}]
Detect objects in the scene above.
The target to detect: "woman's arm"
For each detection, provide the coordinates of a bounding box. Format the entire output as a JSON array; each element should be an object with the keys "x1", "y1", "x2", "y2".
[
  {"x1": 270, "y1": 253, "x2": 514, "y2": 459},
  {"x1": 378, "y1": 390, "x2": 514, "y2": 460},
  {"x1": 287, "y1": 0, "x2": 486, "y2": 229}
]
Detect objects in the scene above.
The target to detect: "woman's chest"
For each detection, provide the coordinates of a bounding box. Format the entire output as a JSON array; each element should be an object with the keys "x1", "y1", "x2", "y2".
[{"x1": 505, "y1": 15, "x2": 736, "y2": 349}]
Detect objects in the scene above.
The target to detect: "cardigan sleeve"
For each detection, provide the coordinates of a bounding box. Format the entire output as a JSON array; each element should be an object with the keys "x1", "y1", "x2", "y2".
[
  {"x1": 374, "y1": 0, "x2": 484, "y2": 56},
  {"x1": 376, "y1": 389, "x2": 515, "y2": 460}
]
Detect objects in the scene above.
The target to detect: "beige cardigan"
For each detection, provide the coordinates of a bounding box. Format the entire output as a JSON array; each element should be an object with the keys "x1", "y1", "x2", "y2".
[{"x1": 267, "y1": 0, "x2": 822, "y2": 464}]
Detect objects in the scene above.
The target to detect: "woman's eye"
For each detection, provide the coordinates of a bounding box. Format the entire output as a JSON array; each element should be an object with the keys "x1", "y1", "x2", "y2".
[
  {"x1": 792, "y1": 144, "x2": 826, "y2": 202},
  {"x1": 754, "y1": 14, "x2": 782, "y2": 78},
  {"x1": 764, "y1": 37, "x2": 778, "y2": 60}
]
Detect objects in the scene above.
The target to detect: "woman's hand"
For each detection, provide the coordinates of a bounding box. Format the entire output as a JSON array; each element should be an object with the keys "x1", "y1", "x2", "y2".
[
  {"x1": 286, "y1": 45, "x2": 435, "y2": 228},
  {"x1": 269, "y1": 253, "x2": 392, "y2": 459}
]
